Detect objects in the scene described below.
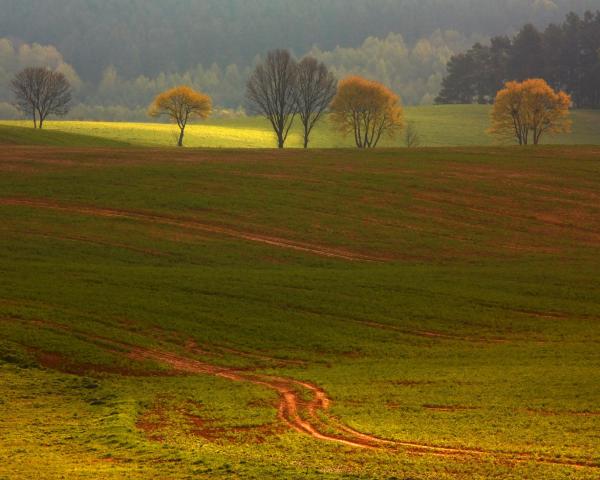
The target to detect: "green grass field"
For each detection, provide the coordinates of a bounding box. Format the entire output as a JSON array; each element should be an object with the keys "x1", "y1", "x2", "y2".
[
  {"x1": 0, "y1": 123, "x2": 131, "y2": 148},
  {"x1": 1, "y1": 143, "x2": 599, "y2": 479},
  {"x1": 2, "y1": 105, "x2": 599, "y2": 148}
]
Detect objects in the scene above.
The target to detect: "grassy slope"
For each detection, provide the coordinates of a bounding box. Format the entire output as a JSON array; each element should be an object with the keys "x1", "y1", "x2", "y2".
[
  {"x1": 0, "y1": 146, "x2": 599, "y2": 479},
  {"x1": 0, "y1": 124, "x2": 130, "y2": 147},
  {"x1": 1, "y1": 105, "x2": 599, "y2": 148}
]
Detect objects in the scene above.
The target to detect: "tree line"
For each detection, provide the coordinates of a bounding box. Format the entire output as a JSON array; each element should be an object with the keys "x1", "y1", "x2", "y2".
[
  {"x1": 436, "y1": 10, "x2": 600, "y2": 108},
  {"x1": 12, "y1": 55, "x2": 572, "y2": 149},
  {"x1": 134, "y1": 52, "x2": 575, "y2": 148},
  {"x1": 147, "y1": 51, "x2": 404, "y2": 149},
  {"x1": 10, "y1": 53, "x2": 405, "y2": 149}
]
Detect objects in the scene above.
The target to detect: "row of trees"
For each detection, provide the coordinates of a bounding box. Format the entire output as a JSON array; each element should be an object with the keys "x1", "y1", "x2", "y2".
[
  {"x1": 12, "y1": 58, "x2": 570, "y2": 148},
  {"x1": 245, "y1": 50, "x2": 405, "y2": 149},
  {"x1": 148, "y1": 50, "x2": 405, "y2": 149},
  {"x1": 436, "y1": 10, "x2": 600, "y2": 108},
  {"x1": 147, "y1": 74, "x2": 573, "y2": 148}
]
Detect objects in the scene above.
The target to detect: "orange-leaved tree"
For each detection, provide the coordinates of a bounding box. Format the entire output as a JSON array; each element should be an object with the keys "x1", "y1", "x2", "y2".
[
  {"x1": 489, "y1": 79, "x2": 571, "y2": 145},
  {"x1": 330, "y1": 76, "x2": 403, "y2": 148},
  {"x1": 148, "y1": 86, "x2": 211, "y2": 147}
]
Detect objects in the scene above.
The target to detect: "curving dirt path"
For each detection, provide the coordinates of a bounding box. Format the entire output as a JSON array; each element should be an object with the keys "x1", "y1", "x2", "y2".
[
  {"x1": 9, "y1": 316, "x2": 599, "y2": 469},
  {"x1": 128, "y1": 345, "x2": 600, "y2": 469},
  {"x1": 0, "y1": 197, "x2": 384, "y2": 262},
  {"x1": 128, "y1": 346, "x2": 375, "y2": 449}
]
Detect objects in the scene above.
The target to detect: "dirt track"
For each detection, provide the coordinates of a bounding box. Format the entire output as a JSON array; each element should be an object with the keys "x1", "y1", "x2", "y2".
[
  {"x1": 12, "y1": 316, "x2": 597, "y2": 469},
  {"x1": 0, "y1": 197, "x2": 385, "y2": 262},
  {"x1": 129, "y1": 346, "x2": 375, "y2": 449},
  {"x1": 128, "y1": 344, "x2": 600, "y2": 468}
]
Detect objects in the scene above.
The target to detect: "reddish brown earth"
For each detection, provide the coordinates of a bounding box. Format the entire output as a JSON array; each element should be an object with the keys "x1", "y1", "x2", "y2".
[
  {"x1": 33, "y1": 349, "x2": 173, "y2": 377},
  {"x1": 0, "y1": 197, "x2": 385, "y2": 262},
  {"x1": 3, "y1": 146, "x2": 600, "y2": 263}
]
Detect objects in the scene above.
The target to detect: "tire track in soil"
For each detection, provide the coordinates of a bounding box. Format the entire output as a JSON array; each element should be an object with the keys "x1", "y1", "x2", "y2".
[
  {"x1": 12, "y1": 316, "x2": 598, "y2": 469},
  {"x1": 128, "y1": 347, "x2": 373, "y2": 449},
  {"x1": 0, "y1": 197, "x2": 384, "y2": 262},
  {"x1": 121, "y1": 344, "x2": 600, "y2": 468}
]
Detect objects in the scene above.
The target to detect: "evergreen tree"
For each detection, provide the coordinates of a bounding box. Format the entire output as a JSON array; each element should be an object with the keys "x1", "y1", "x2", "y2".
[{"x1": 437, "y1": 10, "x2": 600, "y2": 108}]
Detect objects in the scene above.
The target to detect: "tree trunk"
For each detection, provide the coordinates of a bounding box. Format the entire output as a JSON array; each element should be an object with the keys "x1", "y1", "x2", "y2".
[
  {"x1": 178, "y1": 127, "x2": 185, "y2": 147},
  {"x1": 277, "y1": 135, "x2": 284, "y2": 149},
  {"x1": 37, "y1": 109, "x2": 46, "y2": 129},
  {"x1": 32, "y1": 110, "x2": 37, "y2": 129}
]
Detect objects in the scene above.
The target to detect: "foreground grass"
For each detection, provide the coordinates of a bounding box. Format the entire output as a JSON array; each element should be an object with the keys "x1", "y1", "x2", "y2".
[
  {"x1": 1, "y1": 105, "x2": 599, "y2": 148},
  {"x1": 0, "y1": 146, "x2": 599, "y2": 479}
]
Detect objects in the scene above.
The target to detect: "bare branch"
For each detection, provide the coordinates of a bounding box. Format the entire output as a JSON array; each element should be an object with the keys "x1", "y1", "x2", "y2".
[
  {"x1": 11, "y1": 67, "x2": 72, "y2": 129},
  {"x1": 246, "y1": 50, "x2": 298, "y2": 149},
  {"x1": 294, "y1": 57, "x2": 337, "y2": 148}
]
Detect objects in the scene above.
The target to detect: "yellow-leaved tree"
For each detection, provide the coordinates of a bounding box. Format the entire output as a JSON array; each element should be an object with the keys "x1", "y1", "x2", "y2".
[
  {"x1": 330, "y1": 76, "x2": 404, "y2": 148},
  {"x1": 489, "y1": 79, "x2": 571, "y2": 145},
  {"x1": 148, "y1": 86, "x2": 211, "y2": 147}
]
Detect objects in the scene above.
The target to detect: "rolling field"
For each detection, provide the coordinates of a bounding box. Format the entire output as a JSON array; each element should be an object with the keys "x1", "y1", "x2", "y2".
[
  {"x1": 1, "y1": 144, "x2": 600, "y2": 479},
  {"x1": 0, "y1": 124, "x2": 130, "y2": 148},
  {"x1": 2, "y1": 105, "x2": 600, "y2": 148}
]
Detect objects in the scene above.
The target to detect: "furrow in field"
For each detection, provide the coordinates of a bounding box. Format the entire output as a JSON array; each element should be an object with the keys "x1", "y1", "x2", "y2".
[{"x1": 0, "y1": 197, "x2": 384, "y2": 262}]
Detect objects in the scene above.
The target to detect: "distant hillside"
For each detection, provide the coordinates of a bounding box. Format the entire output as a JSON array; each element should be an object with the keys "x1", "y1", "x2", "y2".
[{"x1": 2, "y1": 0, "x2": 597, "y2": 81}]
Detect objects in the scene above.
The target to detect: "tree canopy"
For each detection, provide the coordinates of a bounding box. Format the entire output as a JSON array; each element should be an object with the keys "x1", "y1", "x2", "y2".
[
  {"x1": 489, "y1": 79, "x2": 572, "y2": 145},
  {"x1": 148, "y1": 86, "x2": 211, "y2": 146},
  {"x1": 330, "y1": 76, "x2": 404, "y2": 148}
]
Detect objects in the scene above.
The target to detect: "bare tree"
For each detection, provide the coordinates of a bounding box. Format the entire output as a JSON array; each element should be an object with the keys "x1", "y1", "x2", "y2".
[
  {"x1": 246, "y1": 50, "x2": 298, "y2": 148},
  {"x1": 294, "y1": 57, "x2": 337, "y2": 148},
  {"x1": 11, "y1": 67, "x2": 72, "y2": 129},
  {"x1": 404, "y1": 121, "x2": 421, "y2": 148}
]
